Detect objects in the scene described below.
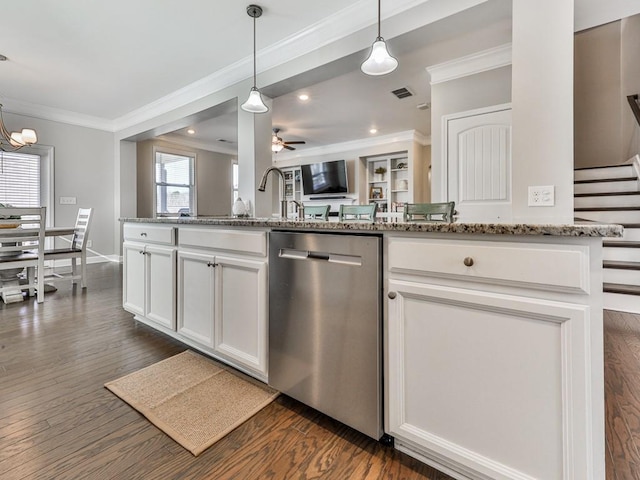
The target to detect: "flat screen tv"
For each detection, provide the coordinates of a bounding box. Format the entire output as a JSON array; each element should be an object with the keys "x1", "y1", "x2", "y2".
[{"x1": 300, "y1": 160, "x2": 348, "y2": 196}]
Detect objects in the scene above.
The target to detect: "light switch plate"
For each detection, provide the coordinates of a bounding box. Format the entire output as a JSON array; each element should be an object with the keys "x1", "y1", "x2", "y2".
[
  {"x1": 59, "y1": 196, "x2": 77, "y2": 205},
  {"x1": 528, "y1": 186, "x2": 555, "y2": 207}
]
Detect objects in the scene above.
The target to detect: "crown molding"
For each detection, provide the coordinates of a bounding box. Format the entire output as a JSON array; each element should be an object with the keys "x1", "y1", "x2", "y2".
[
  {"x1": 274, "y1": 130, "x2": 429, "y2": 162},
  {"x1": 2, "y1": 97, "x2": 115, "y2": 131},
  {"x1": 427, "y1": 43, "x2": 512, "y2": 85}
]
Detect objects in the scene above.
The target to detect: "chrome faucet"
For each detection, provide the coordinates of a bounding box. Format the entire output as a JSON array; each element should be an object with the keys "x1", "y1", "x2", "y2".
[
  {"x1": 290, "y1": 200, "x2": 304, "y2": 220},
  {"x1": 258, "y1": 166, "x2": 287, "y2": 218}
]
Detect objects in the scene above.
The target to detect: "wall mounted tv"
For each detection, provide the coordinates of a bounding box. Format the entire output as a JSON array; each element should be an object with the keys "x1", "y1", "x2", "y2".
[{"x1": 300, "y1": 160, "x2": 349, "y2": 196}]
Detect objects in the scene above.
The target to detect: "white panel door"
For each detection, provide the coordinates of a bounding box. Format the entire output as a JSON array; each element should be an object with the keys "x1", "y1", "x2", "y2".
[
  {"x1": 145, "y1": 244, "x2": 176, "y2": 330},
  {"x1": 123, "y1": 242, "x2": 145, "y2": 316},
  {"x1": 214, "y1": 255, "x2": 267, "y2": 376},
  {"x1": 446, "y1": 107, "x2": 512, "y2": 222},
  {"x1": 177, "y1": 250, "x2": 216, "y2": 348}
]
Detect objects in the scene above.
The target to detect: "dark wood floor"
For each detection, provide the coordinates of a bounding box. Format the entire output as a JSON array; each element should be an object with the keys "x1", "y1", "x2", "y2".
[{"x1": 0, "y1": 264, "x2": 452, "y2": 480}]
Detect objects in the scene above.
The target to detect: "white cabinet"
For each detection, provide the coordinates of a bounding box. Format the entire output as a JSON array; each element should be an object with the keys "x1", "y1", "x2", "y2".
[
  {"x1": 177, "y1": 227, "x2": 268, "y2": 379},
  {"x1": 123, "y1": 241, "x2": 176, "y2": 330},
  {"x1": 386, "y1": 235, "x2": 604, "y2": 480}
]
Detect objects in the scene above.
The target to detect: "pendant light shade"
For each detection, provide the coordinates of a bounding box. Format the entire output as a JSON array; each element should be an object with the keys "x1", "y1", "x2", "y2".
[
  {"x1": 242, "y1": 87, "x2": 269, "y2": 113},
  {"x1": 0, "y1": 104, "x2": 38, "y2": 152},
  {"x1": 361, "y1": 0, "x2": 398, "y2": 76},
  {"x1": 241, "y1": 5, "x2": 269, "y2": 114}
]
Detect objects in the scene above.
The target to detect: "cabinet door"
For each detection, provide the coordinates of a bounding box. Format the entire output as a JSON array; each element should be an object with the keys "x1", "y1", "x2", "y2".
[
  {"x1": 123, "y1": 242, "x2": 145, "y2": 316},
  {"x1": 214, "y1": 255, "x2": 267, "y2": 375},
  {"x1": 177, "y1": 250, "x2": 215, "y2": 348},
  {"x1": 145, "y1": 244, "x2": 176, "y2": 330},
  {"x1": 387, "y1": 278, "x2": 592, "y2": 480}
]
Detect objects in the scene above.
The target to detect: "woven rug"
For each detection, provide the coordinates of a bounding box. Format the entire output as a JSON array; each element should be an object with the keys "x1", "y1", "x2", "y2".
[{"x1": 105, "y1": 350, "x2": 279, "y2": 456}]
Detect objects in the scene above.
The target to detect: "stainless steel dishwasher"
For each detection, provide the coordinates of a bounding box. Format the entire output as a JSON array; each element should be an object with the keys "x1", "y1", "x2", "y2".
[{"x1": 268, "y1": 231, "x2": 382, "y2": 440}]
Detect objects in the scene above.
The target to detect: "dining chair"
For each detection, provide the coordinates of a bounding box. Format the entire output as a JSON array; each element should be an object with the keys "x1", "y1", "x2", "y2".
[
  {"x1": 338, "y1": 204, "x2": 377, "y2": 223},
  {"x1": 43, "y1": 208, "x2": 93, "y2": 288},
  {"x1": 403, "y1": 202, "x2": 456, "y2": 223},
  {"x1": 0, "y1": 206, "x2": 46, "y2": 303},
  {"x1": 304, "y1": 205, "x2": 331, "y2": 221}
]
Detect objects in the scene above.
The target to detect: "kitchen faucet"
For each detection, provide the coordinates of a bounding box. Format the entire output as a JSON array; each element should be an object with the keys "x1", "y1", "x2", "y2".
[
  {"x1": 290, "y1": 200, "x2": 304, "y2": 220},
  {"x1": 258, "y1": 166, "x2": 287, "y2": 218}
]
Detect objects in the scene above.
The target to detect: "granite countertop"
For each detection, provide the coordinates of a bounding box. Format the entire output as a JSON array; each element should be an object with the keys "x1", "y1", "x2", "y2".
[{"x1": 121, "y1": 217, "x2": 623, "y2": 237}]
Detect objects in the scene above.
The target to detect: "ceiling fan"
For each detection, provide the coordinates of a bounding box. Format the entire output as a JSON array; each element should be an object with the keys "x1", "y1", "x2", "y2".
[{"x1": 271, "y1": 128, "x2": 305, "y2": 153}]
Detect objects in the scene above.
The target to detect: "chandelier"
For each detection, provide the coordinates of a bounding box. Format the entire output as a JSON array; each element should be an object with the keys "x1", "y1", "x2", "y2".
[{"x1": 0, "y1": 103, "x2": 38, "y2": 152}]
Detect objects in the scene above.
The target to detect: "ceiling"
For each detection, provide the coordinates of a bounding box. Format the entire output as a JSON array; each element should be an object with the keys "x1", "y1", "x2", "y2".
[{"x1": 2, "y1": 0, "x2": 640, "y2": 155}]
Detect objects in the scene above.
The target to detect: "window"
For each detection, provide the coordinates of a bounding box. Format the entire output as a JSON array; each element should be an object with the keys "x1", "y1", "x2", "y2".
[
  {"x1": 232, "y1": 162, "x2": 239, "y2": 202},
  {"x1": 154, "y1": 150, "x2": 195, "y2": 217},
  {"x1": 0, "y1": 152, "x2": 41, "y2": 207}
]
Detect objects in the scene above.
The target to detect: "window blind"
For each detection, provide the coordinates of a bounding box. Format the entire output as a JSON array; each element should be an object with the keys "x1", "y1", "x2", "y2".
[
  {"x1": 0, "y1": 152, "x2": 40, "y2": 207},
  {"x1": 155, "y1": 151, "x2": 194, "y2": 215}
]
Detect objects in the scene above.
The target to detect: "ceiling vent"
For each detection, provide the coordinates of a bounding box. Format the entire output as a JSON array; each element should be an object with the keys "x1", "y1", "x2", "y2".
[{"x1": 391, "y1": 87, "x2": 413, "y2": 99}]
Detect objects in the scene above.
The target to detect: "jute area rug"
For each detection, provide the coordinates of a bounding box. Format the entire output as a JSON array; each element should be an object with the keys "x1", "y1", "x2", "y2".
[{"x1": 105, "y1": 350, "x2": 279, "y2": 456}]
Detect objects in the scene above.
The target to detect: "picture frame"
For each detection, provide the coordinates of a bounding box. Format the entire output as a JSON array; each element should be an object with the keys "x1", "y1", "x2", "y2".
[{"x1": 370, "y1": 186, "x2": 383, "y2": 199}]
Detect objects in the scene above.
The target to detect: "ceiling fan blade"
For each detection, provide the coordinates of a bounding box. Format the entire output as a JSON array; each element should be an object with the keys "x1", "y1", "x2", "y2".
[
  {"x1": 284, "y1": 141, "x2": 306, "y2": 145},
  {"x1": 283, "y1": 145, "x2": 296, "y2": 151}
]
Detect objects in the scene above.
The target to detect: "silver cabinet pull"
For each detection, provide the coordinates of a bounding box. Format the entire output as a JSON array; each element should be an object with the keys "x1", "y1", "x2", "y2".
[
  {"x1": 388, "y1": 291, "x2": 397, "y2": 299},
  {"x1": 464, "y1": 257, "x2": 474, "y2": 267},
  {"x1": 140, "y1": 232, "x2": 147, "y2": 237},
  {"x1": 206, "y1": 262, "x2": 218, "y2": 267}
]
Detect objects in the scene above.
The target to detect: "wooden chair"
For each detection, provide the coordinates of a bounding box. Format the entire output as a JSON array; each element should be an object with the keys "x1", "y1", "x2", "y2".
[
  {"x1": 304, "y1": 205, "x2": 330, "y2": 221},
  {"x1": 403, "y1": 202, "x2": 456, "y2": 223},
  {"x1": 0, "y1": 207, "x2": 46, "y2": 303},
  {"x1": 338, "y1": 204, "x2": 377, "y2": 223},
  {"x1": 44, "y1": 208, "x2": 93, "y2": 288}
]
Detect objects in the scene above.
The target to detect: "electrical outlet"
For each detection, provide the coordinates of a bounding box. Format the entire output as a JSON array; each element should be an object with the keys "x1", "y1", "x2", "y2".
[
  {"x1": 528, "y1": 186, "x2": 555, "y2": 207},
  {"x1": 86, "y1": 240, "x2": 93, "y2": 248},
  {"x1": 59, "y1": 196, "x2": 77, "y2": 205}
]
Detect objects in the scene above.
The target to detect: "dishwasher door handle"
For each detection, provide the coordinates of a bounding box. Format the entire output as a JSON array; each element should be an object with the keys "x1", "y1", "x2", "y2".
[{"x1": 279, "y1": 248, "x2": 362, "y2": 266}]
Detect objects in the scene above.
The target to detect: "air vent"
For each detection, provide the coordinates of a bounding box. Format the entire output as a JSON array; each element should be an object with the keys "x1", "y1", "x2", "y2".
[{"x1": 391, "y1": 87, "x2": 413, "y2": 99}]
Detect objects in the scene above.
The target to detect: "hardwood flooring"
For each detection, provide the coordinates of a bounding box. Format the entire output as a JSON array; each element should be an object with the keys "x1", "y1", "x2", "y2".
[
  {"x1": 0, "y1": 264, "x2": 451, "y2": 480},
  {"x1": 2, "y1": 263, "x2": 640, "y2": 478}
]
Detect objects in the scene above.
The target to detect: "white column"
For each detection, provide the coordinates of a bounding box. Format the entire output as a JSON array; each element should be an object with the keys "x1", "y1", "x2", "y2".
[
  {"x1": 511, "y1": 0, "x2": 574, "y2": 223},
  {"x1": 237, "y1": 97, "x2": 273, "y2": 217}
]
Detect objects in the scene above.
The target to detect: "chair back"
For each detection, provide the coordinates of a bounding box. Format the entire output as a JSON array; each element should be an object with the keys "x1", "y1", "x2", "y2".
[
  {"x1": 304, "y1": 205, "x2": 330, "y2": 221},
  {"x1": 338, "y1": 204, "x2": 377, "y2": 223},
  {"x1": 71, "y1": 208, "x2": 93, "y2": 251},
  {"x1": 0, "y1": 207, "x2": 46, "y2": 258},
  {"x1": 403, "y1": 202, "x2": 456, "y2": 223}
]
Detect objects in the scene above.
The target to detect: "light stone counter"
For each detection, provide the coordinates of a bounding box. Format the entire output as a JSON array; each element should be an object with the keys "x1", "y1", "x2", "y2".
[{"x1": 120, "y1": 216, "x2": 623, "y2": 237}]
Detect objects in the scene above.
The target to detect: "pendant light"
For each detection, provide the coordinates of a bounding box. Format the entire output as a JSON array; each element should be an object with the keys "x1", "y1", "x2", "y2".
[
  {"x1": 241, "y1": 5, "x2": 269, "y2": 113},
  {"x1": 361, "y1": 0, "x2": 398, "y2": 76}
]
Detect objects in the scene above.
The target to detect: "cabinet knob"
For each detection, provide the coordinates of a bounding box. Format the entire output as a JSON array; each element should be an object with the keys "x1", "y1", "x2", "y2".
[
  {"x1": 388, "y1": 291, "x2": 397, "y2": 299},
  {"x1": 463, "y1": 257, "x2": 474, "y2": 267}
]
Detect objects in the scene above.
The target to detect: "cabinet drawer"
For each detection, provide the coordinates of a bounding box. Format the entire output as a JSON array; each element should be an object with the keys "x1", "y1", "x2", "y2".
[
  {"x1": 388, "y1": 237, "x2": 589, "y2": 294},
  {"x1": 178, "y1": 227, "x2": 267, "y2": 257},
  {"x1": 123, "y1": 224, "x2": 175, "y2": 245}
]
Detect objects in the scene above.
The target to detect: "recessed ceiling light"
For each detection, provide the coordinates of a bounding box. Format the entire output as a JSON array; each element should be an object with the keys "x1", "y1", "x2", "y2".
[
  {"x1": 298, "y1": 94, "x2": 309, "y2": 101},
  {"x1": 369, "y1": 128, "x2": 378, "y2": 134},
  {"x1": 187, "y1": 128, "x2": 195, "y2": 135}
]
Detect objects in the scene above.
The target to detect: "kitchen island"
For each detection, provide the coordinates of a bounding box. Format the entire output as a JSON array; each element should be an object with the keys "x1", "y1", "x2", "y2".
[{"x1": 121, "y1": 217, "x2": 621, "y2": 480}]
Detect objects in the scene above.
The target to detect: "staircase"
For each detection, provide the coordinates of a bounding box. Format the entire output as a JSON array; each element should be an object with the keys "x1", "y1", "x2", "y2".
[{"x1": 575, "y1": 162, "x2": 640, "y2": 313}]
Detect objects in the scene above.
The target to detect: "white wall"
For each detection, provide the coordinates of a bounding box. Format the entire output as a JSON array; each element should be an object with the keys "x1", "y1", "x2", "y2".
[{"x1": 4, "y1": 111, "x2": 115, "y2": 259}]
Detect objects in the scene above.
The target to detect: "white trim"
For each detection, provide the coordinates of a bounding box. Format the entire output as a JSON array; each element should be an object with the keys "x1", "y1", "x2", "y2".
[
  {"x1": 157, "y1": 134, "x2": 238, "y2": 156},
  {"x1": 1, "y1": 98, "x2": 115, "y2": 131},
  {"x1": 427, "y1": 44, "x2": 512, "y2": 85},
  {"x1": 274, "y1": 130, "x2": 429, "y2": 162},
  {"x1": 440, "y1": 103, "x2": 512, "y2": 201}
]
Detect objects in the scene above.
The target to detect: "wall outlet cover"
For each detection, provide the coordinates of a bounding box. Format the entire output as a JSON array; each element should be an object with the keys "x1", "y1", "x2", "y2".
[
  {"x1": 60, "y1": 196, "x2": 77, "y2": 205},
  {"x1": 528, "y1": 186, "x2": 555, "y2": 207}
]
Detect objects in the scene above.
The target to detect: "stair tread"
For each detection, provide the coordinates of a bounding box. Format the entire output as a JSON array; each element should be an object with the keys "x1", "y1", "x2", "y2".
[
  {"x1": 603, "y1": 283, "x2": 640, "y2": 295},
  {"x1": 603, "y1": 240, "x2": 640, "y2": 247},
  {"x1": 574, "y1": 177, "x2": 637, "y2": 184},
  {"x1": 575, "y1": 164, "x2": 633, "y2": 171},
  {"x1": 575, "y1": 206, "x2": 640, "y2": 211},
  {"x1": 603, "y1": 260, "x2": 640, "y2": 270},
  {"x1": 620, "y1": 224, "x2": 640, "y2": 228},
  {"x1": 575, "y1": 191, "x2": 640, "y2": 197}
]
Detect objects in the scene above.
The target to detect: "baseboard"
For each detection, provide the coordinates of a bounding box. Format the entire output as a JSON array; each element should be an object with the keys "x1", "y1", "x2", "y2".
[
  {"x1": 47, "y1": 254, "x2": 120, "y2": 270},
  {"x1": 604, "y1": 292, "x2": 640, "y2": 314}
]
